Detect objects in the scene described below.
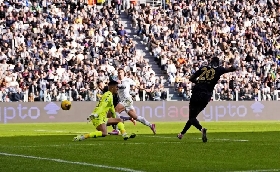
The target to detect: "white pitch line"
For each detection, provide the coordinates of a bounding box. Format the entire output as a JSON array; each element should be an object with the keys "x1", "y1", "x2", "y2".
[
  {"x1": 34, "y1": 130, "x2": 47, "y2": 132},
  {"x1": 229, "y1": 169, "x2": 280, "y2": 172},
  {"x1": 0, "y1": 152, "x2": 144, "y2": 172}
]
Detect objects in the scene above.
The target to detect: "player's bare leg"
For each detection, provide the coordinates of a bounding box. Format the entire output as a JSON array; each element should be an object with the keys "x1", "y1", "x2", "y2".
[
  {"x1": 107, "y1": 107, "x2": 135, "y2": 135},
  {"x1": 115, "y1": 104, "x2": 136, "y2": 125},
  {"x1": 105, "y1": 115, "x2": 136, "y2": 139},
  {"x1": 107, "y1": 110, "x2": 133, "y2": 125},
  {"x1": 74, "y1": 118, "x2": 135, "y2": 141},
  {"x1": 109, "y1": 104, "x2": 137, "y2": 135},
  {"x1": 107, "y1": 111, "x2": 113, "y2": 118},
  {"x1": 115, "y1": 103, "x2": 156, "y2": 134},
  {"x1": 107, "y1": 111, "x2": 119, "y2": 134},
  {"x1": 107, "y1": 111, "x2": 120, "y2": 135},
  {"x1": 110, "y1": 103, "x2": 156, "y2": 135},
  {"x1": 107, "y1": 118, "x2": 136, "y2": 139},
  {"x1": 126, "y1": 108, "x2": 156, "y2": 134},
  {"x1": 107, "y1": 110, "x2": 121, "y2": 135},
  {"x1": 73, "y1": 123, "x2": 108, "y2": 141}
]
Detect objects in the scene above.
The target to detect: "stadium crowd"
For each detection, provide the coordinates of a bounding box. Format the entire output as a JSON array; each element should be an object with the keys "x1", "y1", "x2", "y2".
[
  {"x1": 0, "y1": 0, "x2": 279, "y2": 102},
  {"x1": 0, "y1": 0, "x2": 166, "y2": 102},
  {"x1": 128, "y1": 0, "x2": 280, "y2": 101}
]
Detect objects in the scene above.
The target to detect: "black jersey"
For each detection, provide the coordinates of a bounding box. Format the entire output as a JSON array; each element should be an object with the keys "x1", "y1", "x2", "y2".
[{"x1": 191, "y1": 66, "x2": 227, "y2": 94}]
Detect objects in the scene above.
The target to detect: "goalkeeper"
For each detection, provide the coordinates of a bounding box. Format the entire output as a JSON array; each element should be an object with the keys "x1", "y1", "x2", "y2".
[{"x1": 73, "y1": 80, "x2": 136, "y2": 141}]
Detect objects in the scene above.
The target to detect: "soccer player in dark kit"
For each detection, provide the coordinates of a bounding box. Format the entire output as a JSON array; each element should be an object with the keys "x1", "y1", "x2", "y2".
[{"x1": 177, "y1": 57, "x2": 238, "y2": 142}]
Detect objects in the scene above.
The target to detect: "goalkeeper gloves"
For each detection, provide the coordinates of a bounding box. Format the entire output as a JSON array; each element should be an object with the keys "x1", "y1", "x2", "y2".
[{"x1": 87, "y1": 114, "x2": 99, "y2": 122}]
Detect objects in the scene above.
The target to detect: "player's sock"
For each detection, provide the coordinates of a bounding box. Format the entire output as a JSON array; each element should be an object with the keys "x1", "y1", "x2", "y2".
[
  {"x1": 117, "y1": 122, "x2": 127, "y2": 135},
  {"x1": 86, "y1": 131, "x2": 103, "y2": 138},
  {"x1": 120, "y1": 116, "x2": 131, "y2": 121},
  {"x1": 136, "y1": 116, "x2": 151, "y2": 127},
  {"x1": 111, "y1": 112, "x2": 121, "y2": 129},
  {"x1": 181, "y1": 120, "x2": 192, "y2": 134},
  {"x1": 116, "y1": 112, "x2": 121, "y2": 118},
  {"x1": 111, "y1": 125, "x2": 119, "y2": 131}
]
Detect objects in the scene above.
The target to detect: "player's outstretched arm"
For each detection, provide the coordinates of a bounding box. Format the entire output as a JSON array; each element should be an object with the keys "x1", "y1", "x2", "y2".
[
  {"x1": 224, "y1": 66, "x2": 237, "y2": 73},
  {"x1": 189, "y1": 70, "x2": 200, "y2": 83},
  {"x1": 224, "y1": 58, "x2": 238, "y2": 73}
]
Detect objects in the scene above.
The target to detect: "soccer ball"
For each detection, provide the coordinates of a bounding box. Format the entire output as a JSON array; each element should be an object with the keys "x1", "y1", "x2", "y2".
[{"x1": 61, "y1": 100, "x2": 71, "y2": 110}]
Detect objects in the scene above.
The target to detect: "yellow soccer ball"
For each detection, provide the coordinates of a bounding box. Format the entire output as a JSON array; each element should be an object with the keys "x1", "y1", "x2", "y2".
[{"x1": 61, "y1": 100, "x2": 72, "y2": 110}]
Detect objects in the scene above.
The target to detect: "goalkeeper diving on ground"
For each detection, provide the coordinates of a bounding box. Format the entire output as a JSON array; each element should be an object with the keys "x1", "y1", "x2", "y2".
[{"x1": 73, "y1": 79, "x2": 136, "y2": 141}]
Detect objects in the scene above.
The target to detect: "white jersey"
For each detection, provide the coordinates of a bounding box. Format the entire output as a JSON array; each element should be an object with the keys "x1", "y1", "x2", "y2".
[{"x1": 118, "y1": 77, "x2": 136, "y2": 101}]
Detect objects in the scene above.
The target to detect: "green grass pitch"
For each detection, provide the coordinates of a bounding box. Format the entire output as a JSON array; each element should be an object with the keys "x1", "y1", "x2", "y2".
[{"x1": 0, "y1": 122, "x2": 280, "y2": 172}]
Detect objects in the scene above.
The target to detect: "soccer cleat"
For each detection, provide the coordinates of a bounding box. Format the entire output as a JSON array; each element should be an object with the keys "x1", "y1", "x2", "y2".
[
  {"x1": 177, "y1": 133, "x2": 184, "y2": 139},
  {"x1": 73, "y1": 135, "x2": 84, "y2": 141},
  {"x1": 108, "y1": 129, "x2": 120, "y2": 135},
  {"x1": 150, "y1": 124, "x2": 156, "y2": 135},
  {"x1": 201, "y1": 128, "x2": 207, "y2": 143},
  {"x1": 87, "y1": 114, "x2": 98, "y2": 123},
  {"x1": 73, "y1": 136, "x2": 79, "y2": 141},
  {"x1": 129, "y1": 133, "x2": 136, "y2": 138},
  {"x1": 130, "y1": 118, "x2": 136, "y2": 125},
  {"x1": 122, "y1": 133, "x2": 129, "y2": 140}
]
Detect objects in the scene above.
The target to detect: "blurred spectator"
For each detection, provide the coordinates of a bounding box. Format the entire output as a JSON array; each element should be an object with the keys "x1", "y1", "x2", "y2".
[{"x1": 129, "y1": 0, "x2": 280, "y2": 101}]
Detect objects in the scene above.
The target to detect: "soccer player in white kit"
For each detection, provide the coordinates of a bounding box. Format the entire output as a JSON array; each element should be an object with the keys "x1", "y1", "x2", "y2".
[{"x1": 110, "y1": 68, "x2": 156, "y2": 135}]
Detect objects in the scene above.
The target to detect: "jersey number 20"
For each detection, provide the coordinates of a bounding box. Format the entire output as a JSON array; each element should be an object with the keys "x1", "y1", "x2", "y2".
[{"x1": 198, "y1": 67, "x2": 215, "y2": 81}]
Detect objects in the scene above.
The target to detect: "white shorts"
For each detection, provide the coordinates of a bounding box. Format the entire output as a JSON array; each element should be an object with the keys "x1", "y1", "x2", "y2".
[{"x1": 119, "y1": 98, "x2": 135, "y2": 112}]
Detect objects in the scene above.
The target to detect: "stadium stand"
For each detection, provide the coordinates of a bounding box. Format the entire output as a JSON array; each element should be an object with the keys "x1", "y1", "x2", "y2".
[
  {"x1": 0, "y1": 0, "x2": 279, "y2": 102},
  {"x1": 129, "y1": 0, "x2": 280, "y2": 101}
]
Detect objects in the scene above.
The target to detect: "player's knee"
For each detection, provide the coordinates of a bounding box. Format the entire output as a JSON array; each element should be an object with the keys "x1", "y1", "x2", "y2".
[
  {"x1": 128, "y1": 109, "x2": 137, "y2": 119},
  {"x1": 116, "y1": 105, "x2": 125, "y2": 113},
  {"x1": 107, "y1": 114, "x2": 112, "y2": 118},
  {"x1": 188, "y1": 112, "x2": 196, "y2": 119},
  {"x1": 116, "y1": 118, "x2": 123, "y2": 123}
]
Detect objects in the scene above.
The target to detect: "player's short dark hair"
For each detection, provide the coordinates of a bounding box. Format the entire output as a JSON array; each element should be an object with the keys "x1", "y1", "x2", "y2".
[
  {"x1": 211, "y1": 57, "x2": 220, "y2": 67},
  {"x1": 108, "y1": 80, "x2": 118, "y2": 86}
]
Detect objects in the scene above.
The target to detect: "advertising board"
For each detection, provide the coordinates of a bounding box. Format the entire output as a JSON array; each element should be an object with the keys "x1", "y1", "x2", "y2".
[{"x1": 0, "y1": 101, "x2": 273, "y2": 124}]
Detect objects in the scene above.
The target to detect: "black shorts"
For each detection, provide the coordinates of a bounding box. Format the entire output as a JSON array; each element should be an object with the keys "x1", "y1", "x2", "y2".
[{"x1": 189, "y1": 91, "x2": 211, "y2": 119}]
